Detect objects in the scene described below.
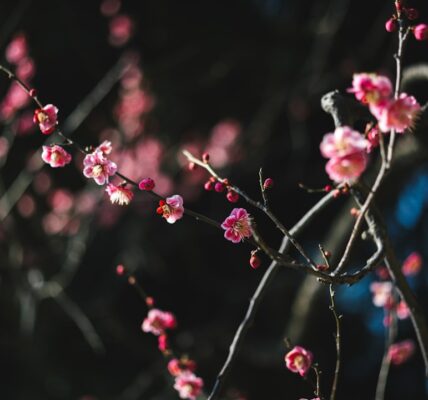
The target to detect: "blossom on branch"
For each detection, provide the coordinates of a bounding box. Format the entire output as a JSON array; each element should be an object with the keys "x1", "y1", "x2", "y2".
[
  {"x1": 325, "y1": 152, "x2": 367, "y2": 183},
  {"x1": 173, "y1": 372, "x2": 204, "y2": 400},
  {"x1": 141, "y1": 308, "x2": 177, "y2": 336},
  {"x1": 83, "y1": 150, "x2": 117, "y2": 185},
  {"x1": 105, "y1": 183, "x2": 133, "y2": 205},
  {"x1": 320, "y1": 126, "x2": 368, "y2": 158},
  {"x1": 348, "y1": 73, "x2": 393, "y2": 105},
  {"x1": 156, "y1": 195, "x2": 184, "y2": 224},
  {"x1": 33, "y1": 104, "x2": 58, "y2": 135},
  {"x1": 372, "y1": 93, "x2": 420, "y2": 133},
  {"x1": 285, "y1": 346, "x2": 313, "y2": 377},
  {"x1": 388, "y1": 340, "x2": 415, "y2": 365},
  {"x1": 221, "y1": 208, "x2": 252, "y2": 243},
  {"x1": 41, "y1": 145, "x2": 72, "y2": 168}
]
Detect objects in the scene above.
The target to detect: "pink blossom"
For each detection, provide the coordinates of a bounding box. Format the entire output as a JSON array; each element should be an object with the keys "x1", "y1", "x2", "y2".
[
  {"x1": 109, "y1": 14, "x2": 133, "y2": 47},
  {"x1": 370, "y1": 281, "x2": 394, "y2": 308},
  {"x1": 105, "y1": 184, "x2": 133, "y2": 205},
  {"x1": 168, "y1": 358, "x2": 197, "y2": 376},
  {"x1": 6, "y1": 33, "x2": 28, "y2": 64},
  {"x1": 396, "y1": 301, "x2": 410, "y2": 320},
  {"x1": 285, "y1": 346, "x2": 313, "y2": 377},
  {"x1": 157, "y1": 195, "x2": 184, "y2": 224},
  {"x1": 16, "y1": 57, "x2": 35, "y2": 81},
  {"x1": 173, "y1": 372, "x2": 204, "y2": 400},
  {"x1": 141, "y1": 309, "x2": 177, "y2": 336},
  {"x1": 388, "y1": 340, "x2": 415, "y2": 365},
  {"x1": 325, "y1": 152, "x2": 367, "y2": 183},
  {"x1": 83, "y1": 150, "x2": 117, "y2": 185},
  {"x1": 372, "y1": 93, "x2": 420, "y2": 133},
  {"x1": 41, "y1": 145, "x2": 72, "y2": 168},
  {"x1": 348, "y1": 73, "x2": 393, "y2": 105},
  {"x1": 320, "y1": 126, "x2": 367, "y2": 158},
  {"x1": 96, "y1": 140, "x2": 113, "y2": 155},
  {"x1": 33, "y1": 104, "x2": 58, "y2": 135},
  {"x1": 221, "y1": 208, "x2": 252, "y2": 243},
  {"x1": 402, "y1": 252, "x2": 422, "y2": 276}
]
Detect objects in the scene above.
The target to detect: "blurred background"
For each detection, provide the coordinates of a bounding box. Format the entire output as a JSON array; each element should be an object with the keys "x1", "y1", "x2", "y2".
[{"x1": 1, "y1": 0, "x2": 428, "y2": 399}]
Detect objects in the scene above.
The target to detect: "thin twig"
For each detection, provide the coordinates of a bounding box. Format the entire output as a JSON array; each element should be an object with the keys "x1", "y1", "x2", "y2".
[
  {"x1": 329, "y1": 285, "x2": 341, "y2": 400},
  {"x1": 183, "y1": 150, "x2": 319, "y2": 270}
]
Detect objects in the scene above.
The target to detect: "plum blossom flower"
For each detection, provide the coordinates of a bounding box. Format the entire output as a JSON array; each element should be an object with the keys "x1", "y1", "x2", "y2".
[
  {"x1": 370, "y1": 281, "x2": 394, "y2": 308},
  {"x1": 372, "y1": 93, "x2": 420, "y2": 133},
  {"x1": 402, "y1": 252, "x2": 422, "y2": 277},
  {"x1": 325, "y1": 152, "x2": 368, "y2": 183},
  {"x1": 320, "y1": 126, "x2": 368, "y2": 158},
  {"x1": 285, "y1": 346, "x2": 313, "y2": 377},
  {"x1": 173, "y1": 372, "x2": 204, "y2": 400},
  {"x1": 33, "y1": 104, "x2": 58, "y2": 135},
  {"x1": 388, "y1": 340, "x2": 415, "y2": 365},
  {"x1": 168, "y1": 358, "x2": 197, "y2": 377},
  {"x1": 348, "y1": 73, "x2": 393, "y2": 105},
  {"x1": 41, "y1": 145, "x2": 72, "y2": 168},
  {"x1": 156, "y1": 195, "x2": 184, "y2": 223},
  {"x1": 141, "y1": 309, "x2": 177, "y2": 336},
  {"x1": 96, "y1": 140, "x2": 112, "y2": 155},
  {"x1": 105, "y1": 184, "x2": 133, "y2": 205},
  {"x1": 396, "y1": 301, "x2": 410, "y2": 320},
  {"x1": 83, "y1": 150, "x2": 117, "y2": 185},
  {"x1": 221, "y1": 208, "x2": 252, "y2": 243}
]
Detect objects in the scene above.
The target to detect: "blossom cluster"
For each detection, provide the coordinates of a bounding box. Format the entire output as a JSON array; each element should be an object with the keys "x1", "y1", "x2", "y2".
[
  {"x1": 141, "y1": 308, "x2": 203, "y2": 399},
  {"x1": 320, "y1": 73, "x2": 420, "y2": 183}
]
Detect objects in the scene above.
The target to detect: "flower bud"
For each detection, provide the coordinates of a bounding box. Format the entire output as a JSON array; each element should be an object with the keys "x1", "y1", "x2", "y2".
[
  {"x1": 414, "y1": 24, "x2": 428, "y2": 41},
  {"x1": 226, "y1": 190, "x2": 239, "y2": 203},
  {"x1": 263, "y1": 178, "x2": 274, "y2": 190},
  {"x1": 250, "y1": 254, "x2": 261, "y2": 269},
  {"x1": 385, "y1": 18, "x2": 398, "y2": 32}
]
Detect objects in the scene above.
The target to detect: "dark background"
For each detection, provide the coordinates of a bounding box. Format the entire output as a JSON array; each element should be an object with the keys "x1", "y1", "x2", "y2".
[{"x1": 1, "y1": 0, "x2": 428, "y2": 399}]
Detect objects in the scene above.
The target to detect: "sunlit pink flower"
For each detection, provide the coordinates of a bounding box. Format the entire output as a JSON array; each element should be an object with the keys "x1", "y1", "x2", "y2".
[
  {"x1": 168, "y1": 358, "x2": 197, "y2": 377},
  {"x1": 96, "y1": 140, "x2": 113, "y2": 155},
  {"x1": 325, "y1": 152, "x2": 367, "y2": 182},
  {"x1": 402, "y1": 252, "x2": 422, "y2": 276},
  {"x1": 41, "y1": 145, "x2": 72, "y2": 168},
  {"x1": 6, "y1": 33, "x2": 28, "y2": 64},
  {"x1": 372, "y1": 94, "x2": 420, "y2": 133},
  {"x1": 396, "y1": 301, "x2": 410, "y2": 320},
  {"x1": 221, "y1": 208, "x2": 252, "y2": 243},
  {"x1": 141, "y1": 309, "x2": 177, "y2": 336},
  {"x1": 156, "y1": 195, "x2": 184, "y2": 224},
  {"x1": 370, "y1": 281, "x2": 394, "y2": 308},
  {"x1": 33, "y1": 104, "x2": 58, "y2": 134},
  {"x1": 109, "y1": 14, "x2": 133, "y2": 46},
  {"x1": 320, "y1": 126, "x2": 367, "y2": 158},
  {"x1": 105, "y1": 184, "x2": 133, "y2": 205},
  {"x1": 388, "y1": 340, "x2": 415, "y2": 365},
  {"x1": 285, "y1": 346, "x2": 313, "y2": 377},
  {"x1": 348, "y1": 73, "x2": 393, "y2": 104},
  {"x1": 83, "y1": 150, "x2": 117, "y2": 185},
  {"x1": 173, "y1": 372, "x2": 204, "y2": 400}
]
